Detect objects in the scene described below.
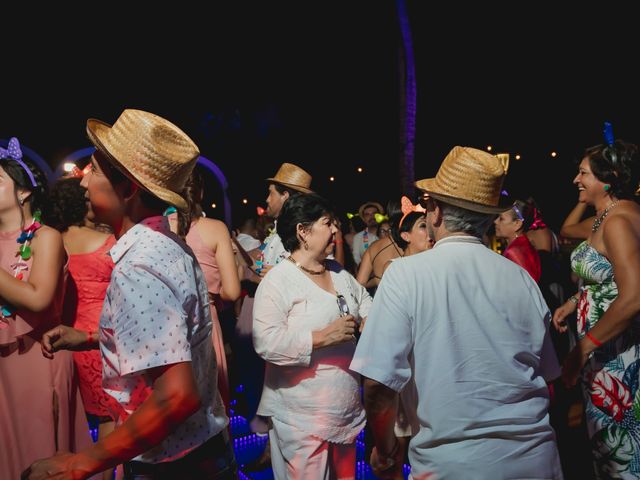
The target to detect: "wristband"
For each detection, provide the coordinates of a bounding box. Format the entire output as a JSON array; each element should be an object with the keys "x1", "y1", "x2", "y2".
[
  {"x1": 569, "y1": 294, "x2": 579, "y2": 305},
  {"x1": 586, "y1": 331, "x2": 602, "y2": 347}
]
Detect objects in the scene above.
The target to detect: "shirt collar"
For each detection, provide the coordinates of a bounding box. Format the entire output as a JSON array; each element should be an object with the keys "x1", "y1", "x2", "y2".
[
  {"x1": 433, "y1": 234, "x2": 483, "y2": 248},
  {"x1": 109, "y1": 216, "x2": 172, "y2": 263}
]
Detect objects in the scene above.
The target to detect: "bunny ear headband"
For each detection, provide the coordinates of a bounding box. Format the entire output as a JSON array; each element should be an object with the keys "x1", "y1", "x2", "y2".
[{"x1": 399, "y1": 195, "x2": 427, "y2": 228}]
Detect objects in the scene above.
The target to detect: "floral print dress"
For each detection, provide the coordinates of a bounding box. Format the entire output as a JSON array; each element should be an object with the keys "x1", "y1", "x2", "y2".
[{"x1": 571, "y1": 241, "x2": 640, "y2": 478}]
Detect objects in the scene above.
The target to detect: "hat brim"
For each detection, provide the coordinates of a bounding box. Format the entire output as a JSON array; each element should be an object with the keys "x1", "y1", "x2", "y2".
[
  {"x1": 358, "y1": 202, "x2": 385, "y2": 218},
  {"x1": 87, "y1": 119, "x2": 189, "y2": 211},
  {"x1": 265, "y1": 178, "x2": 314, "y2": 194},
  {"x1": 416, "y1": 178, "x2": 508, "y2": 214}
]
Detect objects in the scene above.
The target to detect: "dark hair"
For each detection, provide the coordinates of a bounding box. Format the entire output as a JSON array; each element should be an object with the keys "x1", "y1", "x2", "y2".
[
  {"x1": 271, "y1": 182, "x2": 298, "y2": 197},
  {"x1": 391, "y1": 211, "x2": 424, "y2": 250},
  {"x1": 585, "y1": 140, "x2": 640, "y2": 199},
  {"x1": 509, "y1": 199, "x2": 536, "y2": 232},
  {"x1": 44, "y1": 177, "x2": 87, "y2": 232},
  {"x1": 278, "y1": 193, "x2": 335, "y2": 252},
  {"x1": 177, "y1": 168, "x2": 204, "y2": 237},
  {"x1": 0, "y1": 154, "x2": 48, "y2": 227}
]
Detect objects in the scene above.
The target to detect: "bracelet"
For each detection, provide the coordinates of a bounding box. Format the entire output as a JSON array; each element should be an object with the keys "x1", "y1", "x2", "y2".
[
  {"x1": 334, "y1": 240, "x2": 344, "y2": 245},
  {"x1": 586, "y1": 331, "x2": 603, "y2": 347},
  {"x1": 86, "y1": 330, "x2": 97, "y2": 345},
  {"x1": 569, "y1": 294, "x2": 579, "y2": 305}
]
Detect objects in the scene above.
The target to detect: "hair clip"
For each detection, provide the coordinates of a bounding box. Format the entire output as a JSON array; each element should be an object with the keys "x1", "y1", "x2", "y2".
[
  {"x1": 512, "y1": 204, "x2": 524, "y2": 221},
  {"x1": 346, "y1": 212, "x2": 359, "y2": 219}
]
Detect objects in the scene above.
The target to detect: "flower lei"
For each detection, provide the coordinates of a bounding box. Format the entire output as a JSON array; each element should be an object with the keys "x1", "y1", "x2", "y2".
[{"x1": 0, "y1": 210, "x2": 42, "y2": 321}]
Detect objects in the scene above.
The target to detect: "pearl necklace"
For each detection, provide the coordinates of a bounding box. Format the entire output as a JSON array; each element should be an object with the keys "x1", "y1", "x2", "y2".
[
  {"x1": 592, "y1": 201, "x2": 619, "y2": 232},
  {"x1": 287, "y1": 256, "x2": 326, "y2": 275}
]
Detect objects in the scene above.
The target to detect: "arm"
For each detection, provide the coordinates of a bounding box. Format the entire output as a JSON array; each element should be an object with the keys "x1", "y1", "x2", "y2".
[
  {"x1": 200, "y1": 219, "x2": 241, "y2": 301},
  {"x1": 356, "y1": 248, "x2": 374, "y2": 287},
  {"x1": 363, "y1": 378, "x2": 404, "y2": 478},
  {"x1": 253, "y1": 278, "x2": 355, "y2": 366},
  {"x1": 560, "y1": 203, "x2": 594, "y2": 240},
  {"x1": 25, "y1": 362, "x2": 201, "y2": 478},
  {"x1": 563, "y1": 215, "x2": 640, "y2": 386},
  {"x1": 0, "y1": 227, "x2": 65, "y2": 312}
]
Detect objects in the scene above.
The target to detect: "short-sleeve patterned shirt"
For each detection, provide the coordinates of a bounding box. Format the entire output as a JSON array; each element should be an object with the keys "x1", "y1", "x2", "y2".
[{"x1": 99, "y1": 216, "x2": 227, "y2": 463}]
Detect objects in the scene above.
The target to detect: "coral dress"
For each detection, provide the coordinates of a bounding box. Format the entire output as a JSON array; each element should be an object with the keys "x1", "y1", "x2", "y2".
[
  {"x1": 185, "y1": 221, "x2": 230, "y2": 411},
  {"x1": 65, "y1": 235, "x2": 118, "y2": 419},
  {"x1": 0, "y1": 229, "x2": 92, "y2": 480},
  {"x1": 572, "y1": 241, "x2": 640, "y2": 478}
]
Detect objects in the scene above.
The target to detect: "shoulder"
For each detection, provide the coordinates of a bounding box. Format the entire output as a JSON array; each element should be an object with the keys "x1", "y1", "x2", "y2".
[
  {"x1": 196, "y1": 217, "x2": 230, "y2": 237},
  {"x1": 33, "y1": 224, "x2": 63, "y2": 248}
]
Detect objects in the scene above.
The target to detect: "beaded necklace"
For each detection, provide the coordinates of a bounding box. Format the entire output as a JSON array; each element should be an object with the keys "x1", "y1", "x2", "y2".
[
  {"x1": 0, "y1": 210, "x2": 42, "y2": 320},
  {"x1": 363, "y1": 230, "x2": 370, "y2": 250},
  {"x1": 592, "y1": 201, "x2": 619, "y2": 233}
]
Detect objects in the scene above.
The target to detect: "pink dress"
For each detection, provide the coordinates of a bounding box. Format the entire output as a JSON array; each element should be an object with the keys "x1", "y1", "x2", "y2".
[
  {"x1": 0, "y1": 228, "x2": 92, "y2": 480},
  {"x1": 185, "y1": 221, "x2": 230, "y2": 411},
  {"x1": 64, "y1": 235, "x2": 119, "y2": 419}
]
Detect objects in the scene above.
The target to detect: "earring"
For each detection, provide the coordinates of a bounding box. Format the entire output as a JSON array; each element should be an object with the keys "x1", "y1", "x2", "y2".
[
  {"x1": 303, "y1": 239, "x2": 309, "y2": 250},
  {"x1": 604, "y1": 184, "x2": 611, "y2": 192},
  {"x1": 19, "y1": 197, "x2": 25, "y2": 206}
]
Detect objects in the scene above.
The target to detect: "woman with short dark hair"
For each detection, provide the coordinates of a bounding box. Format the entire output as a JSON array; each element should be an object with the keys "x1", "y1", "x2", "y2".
[{"x1": 253, "y1": 193, "x2": 372, "y2": 479}]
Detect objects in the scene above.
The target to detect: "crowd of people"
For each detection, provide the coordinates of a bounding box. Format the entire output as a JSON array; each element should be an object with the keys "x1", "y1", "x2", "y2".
[{"x1": 2, "y1": 110, "x2": 640, "y2": 480}]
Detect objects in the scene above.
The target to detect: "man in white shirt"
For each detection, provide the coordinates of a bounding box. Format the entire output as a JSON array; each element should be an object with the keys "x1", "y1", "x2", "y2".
[
  {"x1": 25, "y1": 110, "x2": 233, "y2": 479},
  {"x1": 351, "y1": 201, "x2": 383, "y2": 267},
  {"x1": 351, "y1": 146, "x2": 563, "y2": 480}
]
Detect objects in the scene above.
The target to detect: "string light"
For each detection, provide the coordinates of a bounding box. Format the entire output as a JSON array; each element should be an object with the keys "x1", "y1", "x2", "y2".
[
  {"x1": 515, "y1": 154, "x2": 521, "y2": 160},
  {"x1": 211, "y1": 203, "x2": 217, "y2": 208},
  {"x1": 486, "y1": 146, "x2": 492, "y2": 152},
  {"x1": 551, "y1": 151, "x2": 557, "y2": 157},
  {"x1": 63, "y1": 162, "x2": 76, "y2": 172},
  {"x1": 329, "y1": 176, "x2": 335, "y2": 182},
  {"x1": 242, "y1": 199, "x2": 248, "y2": 205},
  {"x1": 357, "y1": 167, "x2": 363, "y2": 173}
]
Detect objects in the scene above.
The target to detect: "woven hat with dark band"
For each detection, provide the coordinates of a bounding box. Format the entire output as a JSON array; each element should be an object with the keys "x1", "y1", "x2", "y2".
[
  {"x1": 266, "y1": 163, "x2": 313, "y2": 193},
  {"x1": 415, "y1": 146, "x2": 510, "y2": 214},
  {"x1": 358, "y1": 201, "x2": 384, "y2": 218},
  {"x1": 86, "y1": 109, "x2": 200, "y2": 211}
]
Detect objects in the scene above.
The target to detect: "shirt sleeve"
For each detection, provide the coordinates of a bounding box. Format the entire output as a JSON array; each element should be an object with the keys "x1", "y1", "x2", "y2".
[
  {"x1": 352, "y1": 235, "x2": 362, "y2": 265},
  {"x1": 253, "y1": 275, "x2": 312, "y2": 367},
  {"x1": 539, "y1": 312, "x2": 561, "y2": 381},
  {"x1": 350, "y1": 261, "x2": 413, "y2": 392},
  {"x1": 349, "y1": 272, "x2": 373, "y2": 319},
  {"x1": 111, "y1": 262, "x2": 192, "y2": 376}
]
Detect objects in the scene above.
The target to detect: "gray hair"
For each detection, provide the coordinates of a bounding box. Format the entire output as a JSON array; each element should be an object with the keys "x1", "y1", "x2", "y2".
[{"x1": 438, "y1": 201, "x2": 495, "y2": 238}]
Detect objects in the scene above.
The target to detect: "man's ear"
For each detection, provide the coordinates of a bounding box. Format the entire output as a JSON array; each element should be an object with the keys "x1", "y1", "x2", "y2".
[
  {"x1": 430, "y1": 202, "x2": 443, "y2": 227},
  {"x1": 119, "y1": 179, "x2": 140, "y2": 203}
]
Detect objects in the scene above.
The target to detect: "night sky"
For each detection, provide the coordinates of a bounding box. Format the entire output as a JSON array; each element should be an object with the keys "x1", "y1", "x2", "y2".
[{"x1": 3, "y1": 3, "x2": 638, "y2": 230}]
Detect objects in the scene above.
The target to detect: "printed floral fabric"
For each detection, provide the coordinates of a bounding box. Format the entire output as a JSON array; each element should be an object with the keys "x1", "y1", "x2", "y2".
[{"x1": 571, "y1": 241, "x2": 640, "y2": 478}]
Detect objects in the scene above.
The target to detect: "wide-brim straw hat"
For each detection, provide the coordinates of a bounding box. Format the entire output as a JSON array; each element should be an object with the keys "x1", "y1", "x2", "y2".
[
  {"x1": 358, "y1": 201, "x2": 384, "y2": 218},
  {"x1": 265, "y1": 162, "x2": 313, "y2": 193},
  {"x1": 86, "y1": 109, "x2": 200, "y2": 211},
  {"x1": 415, "y1": 146, "x2": 509, "y2": 214}
]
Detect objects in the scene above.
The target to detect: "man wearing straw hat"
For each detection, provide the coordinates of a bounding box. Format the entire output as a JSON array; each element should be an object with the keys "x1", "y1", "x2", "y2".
[
  {"x1": 351, "y1": 146, "x2": 562, "y2": 479},
  {"x1": 352, "y1": 201, "x2": 384, "y2": 267},
  {"x1": 24, "y1": 110, "x2": 235, "y2": 479}
]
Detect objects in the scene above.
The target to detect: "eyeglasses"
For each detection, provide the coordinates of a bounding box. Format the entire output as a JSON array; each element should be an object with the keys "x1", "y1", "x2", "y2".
[{"x1": 379, "y1": 228, "x2": 391, "y2": 235}]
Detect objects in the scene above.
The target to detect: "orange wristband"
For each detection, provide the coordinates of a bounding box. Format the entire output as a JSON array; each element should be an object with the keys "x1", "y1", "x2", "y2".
[{"x1": 586, "y1": 331, "x2": 602, "y2": 347}]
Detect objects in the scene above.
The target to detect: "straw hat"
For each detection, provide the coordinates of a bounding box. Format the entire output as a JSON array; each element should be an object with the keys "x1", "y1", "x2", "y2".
[
  {"x1": 358, "y1": 201, "x2": 384, "y2": 218},
  {"x1": 86, "y1": 109, "x2": 200, "y2": 211},
  {"x1": 265, "y1": 163, "x2": 313, "y2": 193},
  {"x1": 415, "y1": 146, "x2": 509, "y2": 214}
]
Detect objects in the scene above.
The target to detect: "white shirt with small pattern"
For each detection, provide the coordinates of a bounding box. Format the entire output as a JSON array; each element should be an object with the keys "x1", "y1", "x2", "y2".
[{"x1": 99, "y1": 216, "x2": 227, "y2": 463}]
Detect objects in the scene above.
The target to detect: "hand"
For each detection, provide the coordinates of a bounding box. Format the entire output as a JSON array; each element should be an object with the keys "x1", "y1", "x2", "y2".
[
  {"x1": 41, "y1": 325, "x2": 89, "y2": 359},
  {"x1": 370, "y1": 441, "x2": 404, "y2": 479},
  {"x1": 552, "y1": 298, "x2": 578, "y2": 333},
  {"x1": 359, "y1": 316, "x2": 367, "y2": 333},
  {"x1": 562, "y1": 345, "x2": 589, "y2": 388},
  {"x1": 21, "y1": 452, "x2": 86, "y2": 480},
  {"x1": 314, "y1": 314, "x2": 356, "y2": 348}
]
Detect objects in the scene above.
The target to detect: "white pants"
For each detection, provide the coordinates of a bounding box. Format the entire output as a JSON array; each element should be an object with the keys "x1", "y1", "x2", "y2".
[{"x1": 269, "y1": 417, "x2": 356, "y2": 480}]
